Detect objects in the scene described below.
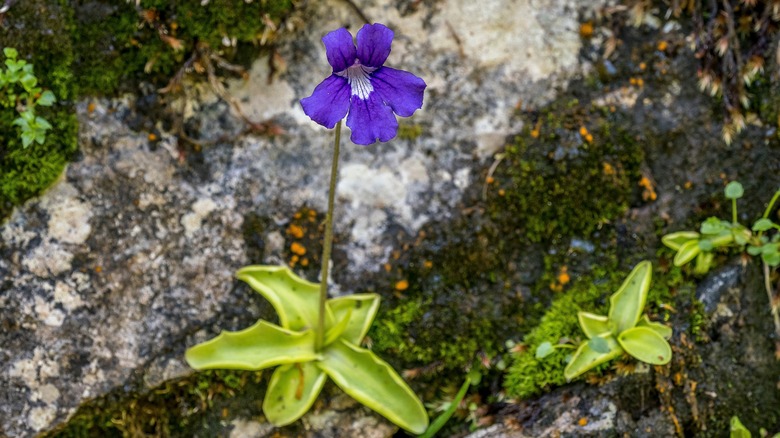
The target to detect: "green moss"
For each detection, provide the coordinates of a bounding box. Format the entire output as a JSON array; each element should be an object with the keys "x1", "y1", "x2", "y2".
[
  {"x1": 46, "y1": 369, "x2": 266, "y2": 437},
  {"x1": 397, "y1": 123, "x2": 423, "y2": 140},
  {"x1": 503, "y1": 263, "x2": 687, "y2": 399},
  {"x1": 491, "y1": 100, "x2": 644, "y2": 243},
  {"x1": 0, "y1": 0, "x2": 78, "y2": 219},
  {"x1": 70, "y1": 0, "x2": 295, "y2": 95}
]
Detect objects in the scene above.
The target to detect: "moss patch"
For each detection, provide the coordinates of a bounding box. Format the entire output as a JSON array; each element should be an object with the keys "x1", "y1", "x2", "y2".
[
  {"x1": 490, "y1": 99, "x2": 645, "y2": 243},
  {"x1": 0, "y1": 0, "x2": 78, "y2": 219},
  {"x1": 70, "y1": 0, "x2": 294, "y2": 95},
  {"x1": 503, "y1": 262, "x2": 689, "y2": 399}
]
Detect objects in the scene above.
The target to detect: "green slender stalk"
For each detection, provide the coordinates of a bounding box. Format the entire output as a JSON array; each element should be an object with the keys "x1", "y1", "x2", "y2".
[
  {"x1": 762, "y1": 262, "x2": 780, "y2": 339},
  {"x1": 732, "y1": 198, "x2": 737, "y2": 225},
  {"x1": 762, "y1": 189, "x2": 780, "y2": 219},
  {"x1": 419, "y1": 376, "x2": 471, "y2": 438},
  {"x1": 316, "y1": 121, "x2": 342, "y2": 352}
]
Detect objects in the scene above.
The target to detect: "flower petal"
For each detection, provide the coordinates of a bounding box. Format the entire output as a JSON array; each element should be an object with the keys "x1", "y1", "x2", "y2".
[
  {"x1": 323, "y1": 28, "x2": 357, "y2": 71},
  {"x1": 371, "y1": 67, "x2": 426, "y2": 117},
  {"x1": 301, "y1": 75, "x2": 351, "y2": 129},
  {"x1": 356, "y1": 23, "x2": 394, "y2": 68},
  {"x1": 346, "y1": 93, "x2": 398, "y2": 145}
]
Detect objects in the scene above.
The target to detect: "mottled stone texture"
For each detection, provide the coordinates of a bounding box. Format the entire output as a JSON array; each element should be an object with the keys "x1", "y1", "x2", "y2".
[{"x1": 0, "y1": 0, "x2": 608, "y2": 435}]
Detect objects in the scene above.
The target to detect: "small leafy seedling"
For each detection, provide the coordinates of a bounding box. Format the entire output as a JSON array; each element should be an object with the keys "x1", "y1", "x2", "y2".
[
  {"x1": 1, "y1": 48, "x2": 56, "y2": 147},
  {"x1": 185, "y1": 266, "x2": 428, "y2": 434},
  {"x1": 554, "y1": 261, "x2": 673, "y2": 380},
  {"x1": 730, "y1": 415, "x2": 780, "y2": 438},
  {"x1": 662, "y1": 182, "x2": 780, "y2": 339}
]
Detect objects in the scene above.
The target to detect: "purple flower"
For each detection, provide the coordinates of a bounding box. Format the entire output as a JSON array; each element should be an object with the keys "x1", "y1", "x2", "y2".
[{"x1": 301, "y1": 23, "x2": 426, "y2": 145}]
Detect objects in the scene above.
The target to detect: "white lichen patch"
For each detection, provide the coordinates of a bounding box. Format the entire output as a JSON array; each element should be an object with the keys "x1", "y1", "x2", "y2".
[
  {"x1": 53, "y1": 281, "x2": 85, "y2": 311},
  {"x1": 28, "y1": 406, "x2": 57, "y2": 432},
  {"x1": 34, "y1": 296, "x2": 65, "y2": 327},
  {"x1": 41, "y1": 183, "x2": 93, "y2": 245},
  {"x1": 181, "y1": 197, "x2": 218, "y2": 237},
  {"x1": 23, "y1": 241, "x2": 74, "y2": 278}
]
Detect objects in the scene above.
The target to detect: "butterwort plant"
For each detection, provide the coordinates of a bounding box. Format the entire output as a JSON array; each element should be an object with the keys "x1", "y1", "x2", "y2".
[{"x1": 186, "y1": 23, "x2": 429, "y2": 434}]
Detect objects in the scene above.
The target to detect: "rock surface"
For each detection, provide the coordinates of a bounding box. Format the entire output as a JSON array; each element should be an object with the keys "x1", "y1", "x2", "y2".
[{"x1": 0, "y1": 0, "x2": 611, "y2": 435}]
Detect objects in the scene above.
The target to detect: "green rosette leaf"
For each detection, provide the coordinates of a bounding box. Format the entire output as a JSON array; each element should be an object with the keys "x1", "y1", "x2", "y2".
[
  {"x1": 327, "y1": 294, "x2": 380, "y2": 345},
  {"x1": 661, "y1": 231, "x2": 700, "y2": 251},
  {"x1": 617, "y1": 326, "x2": 672, "y2": 365},
  {"x1": 674, "y1": 239, "x2": 701, "y2": 266},
  {"x1": 636, "y1": 315, "x2": 673, "y2": 340},
  {"x1": 563, "y1": 336, "x2": 623, "y2": 381},
  {"x1": 236, "y1": 265, "x2": 326, "y2": 331},
  {"x1": 608, "y1": 261, "x2": 652, "y2": 334},
  {"x1": 577, "y1": 311, "x2": 611, "y2": 338},
  {"x1": 318, "y1": 339, "x2": 429, "y2": 434},
  {"x1": 185, "y1": 320, "x2": 318, "y2": 370},
  {"x1": 263, "y1": 362, "x2": 327, "y2": 426}
]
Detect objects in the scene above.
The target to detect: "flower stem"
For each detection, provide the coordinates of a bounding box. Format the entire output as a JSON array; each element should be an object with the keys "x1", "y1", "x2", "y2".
[
  {"x1": 762, "y1": 261, "x2": 780, "y2": 339},
  {"x1": 762, "y1": 188, "x2": 780, "y2": 219},
  {"x1": 316, "y1": 120, "x2": 342, "y2": 352}
]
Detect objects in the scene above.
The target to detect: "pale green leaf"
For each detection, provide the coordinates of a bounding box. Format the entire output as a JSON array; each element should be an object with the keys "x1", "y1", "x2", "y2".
[
  {"x1": 20, "y1": 73, "x2": 37, "y2": 91},
  {"x1": 20, "y1": 131, "x2": 34, "y2": 148},
  {"x1": 535, "y1": 341, "x2": 554, "y2": 359},
  {"x1": 608, "y1": 261, "x2": 652, "y2": 333},
  {"x1": 577, "y1": 311, "x2": 611, "y2": 338},
  {"x1": 636, "y1": 315, "x2": 672, "y2": 340},
  {"x1": 752, "y1": 218, "x2": 775, "y2": 232},
  {"x1": 588, "y1": 336, "x2": 610, "y2": 353},
  {"x1": 693, "y1": 251, "x2": 714, "y2": 275},
  {"x1": 674, "y1": 239, "x2": 701, "y2": 266},
  {"x1": 661, "y1": 231, "x2": 700, "y2": 251},
  {"x1": 318, "y1": 340, "x2": 429, "y2": 434},
  {"x1": 236, "y1": 265, "x2": 326, "y2": 331},
  {"x1": 700, "y1": 217, "x2": 730, "y2": 235},
  {"x1": 724, "y1": 181, "x2": 744, "y2": 199},
  {"x1": 617, "y1": 326, "x2": 672, "y2": 365},
  {"x1": 327, "y1": 293, "x2": 380, "y2": 345},
  {"x1": 324, "y1": 308, "x2": 352, "y2": 346},
  {"x1": 37, "y1": 90, "x2": 55, "y2": 106},
  {"x1": 185, "y1": 320, "x2": 318, "y2": 370},
  {"x1": 563, "y1": 336, "x2": 623, "y2": 381},
  {"x1": 3, "y1": 48, "x2": 18, "y2": 59},
  {"x1": 263, "y1": 362, "x2": 327, "y2": 426},
  {"x1": 730, "y1": 416, "x2": 752, "y2": 438},
  {"x1": 35, "y1": 117, "x2": 52, "y2": 130}
]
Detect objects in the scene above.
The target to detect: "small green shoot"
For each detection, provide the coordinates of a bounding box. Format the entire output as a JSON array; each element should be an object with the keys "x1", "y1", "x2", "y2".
[
  {"x1": 662, "y1": 182, "x2": 780, "y2": 340},
  {"x1": 1, "y1": 48, "x2": 56, "y2": 147}
]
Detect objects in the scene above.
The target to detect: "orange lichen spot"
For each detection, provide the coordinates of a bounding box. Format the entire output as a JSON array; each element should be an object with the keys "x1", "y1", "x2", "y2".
[
  {"x1": 557, "y1": 267, "x2": 570, "y2": 285},
  {"x1": 657, "y1": 41, "x2": 668, "y2": 51},
  {"x1": 291, "y1": 255, "x2": 299, "y2": 263},
  {"x1": 222, "y1": 407, "x2": 229, "y2": 418},
  {"x1": 87, "y1": 102, "x2": 96, "y2": 114},
  {"x1": 603, "y1": 162, "x2": 615, "y2": 175},
  {"x1": 585, "y1": 134, "x2": 593, "y2": 143},
  {"x1": 530, "y1": 128, "x2": 540, "y2": 138},
  {"x1": 579, "y1": 126, "x2": 589, "y2": 137},
  {"x1": 498, "y1": 189, "x2": 506, "y2": 196},
  {"x1": 423, "y1": 260, "x2": 433, "y2": 269},
  {"x1": 290, "y1": 242, "x2": 306, "y2": 256},
  {"x1": 94, "y1": 266, "x2": 102, "y2": 273},
  {"x1": 287, "y1": 224, "x2": 304, "y2": 239},
  {"x1": 579, "y1": 22, "x2": 594, "y2": 39},
  {"x1": 673, "y1": 372, "x2": 683, "y2": 386},
  {"x1": 384, "y1": 263, "x2": 392, "y2": 272},
  {"x1": 578, "y1": 417, "x2": 588, "y2": 427},
  {"x1": 486, "y1": 176, "x2": 495, "y2": 184},
  {"x1": 300, "y1": 258, "x2": 309, "y2": 267},
  {"x1": 148, "y1": 133, "x2": 157, "y2": 142},
  {"x1": 639, "y1": 176, "x2": 657, "y2": 201},
  {"x1": 395, "y1": 280, "x2": 409, "y2": 291},
  {"x1": 629, "y1": 77, "x2": 637, "y2": 85},
  {"x1": 293, "y1": 212, "x2": 302, "y2": 219},
  {"x1": 636, "y1": 78, "x2": 644, "y2": 87},
  {"x1": 684, "y1": 180, "x2": 693, "y2": 190},
  {"x1": 392, "y1": 250, "x2": 401, "y2": 260},
  {"x1": 639, "y1": 62, "x2": 647, "y2": 71}
]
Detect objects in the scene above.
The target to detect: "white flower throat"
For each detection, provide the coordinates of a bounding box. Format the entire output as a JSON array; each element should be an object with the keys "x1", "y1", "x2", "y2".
[{"x1": 337, "y1": 63, "x2": 377, "y2": 100}]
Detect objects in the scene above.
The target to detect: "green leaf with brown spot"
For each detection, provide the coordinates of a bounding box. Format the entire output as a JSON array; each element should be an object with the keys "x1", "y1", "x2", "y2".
[
  {"x1": 608, "y1": 261, "x2": 652, "y2": 334},
  {"x1": 263, "y1": 362, "x2": 327, "y2": 426},
  {"x1": 617, "y1": 326, "x2": 672, "y2": 365}
]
